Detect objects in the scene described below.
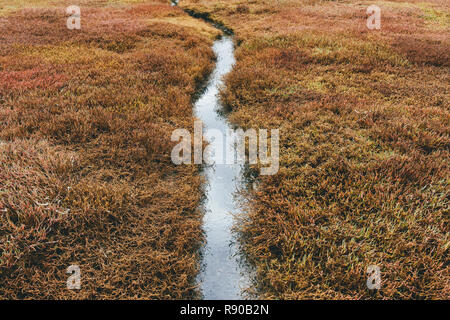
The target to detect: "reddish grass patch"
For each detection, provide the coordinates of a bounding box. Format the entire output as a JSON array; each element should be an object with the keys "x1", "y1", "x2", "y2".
[{"x1": 0, "y1": 1, "x2": 216, "y2": 299}]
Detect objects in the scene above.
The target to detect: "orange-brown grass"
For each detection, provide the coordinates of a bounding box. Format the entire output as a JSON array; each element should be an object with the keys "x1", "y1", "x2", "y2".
[
  {"x1": 181, "y1": 0, "x2": 449, "y2": 299},
  {"x1": 0, "y1": 0, "x2": 218, "y2": 299}
]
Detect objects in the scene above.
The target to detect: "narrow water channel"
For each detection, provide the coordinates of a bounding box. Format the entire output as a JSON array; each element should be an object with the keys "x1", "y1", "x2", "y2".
[
  {"x1": 171, "y1": 0, "x2": 251, "y2": 300},
  {"x1": 194, "y1": 36, "x2": 251, "y2": 300}
]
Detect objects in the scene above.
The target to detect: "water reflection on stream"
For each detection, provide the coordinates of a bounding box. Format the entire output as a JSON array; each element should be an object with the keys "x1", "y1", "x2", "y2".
[
  {"x1": 195, "y1": 36, "x2": 252, "y2": 300},
  {"x1": 171, "y1": 0, "x2": 252, "y2": 300}
]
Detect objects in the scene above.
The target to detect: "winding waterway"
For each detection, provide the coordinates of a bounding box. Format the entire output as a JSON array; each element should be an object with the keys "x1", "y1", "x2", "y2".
[
  {"x1": 195, "y1": 36, "x2": 252, "y2": 300},
  {"x1": 171, "y1": 0, "x2": 252, "y2": 300}
]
